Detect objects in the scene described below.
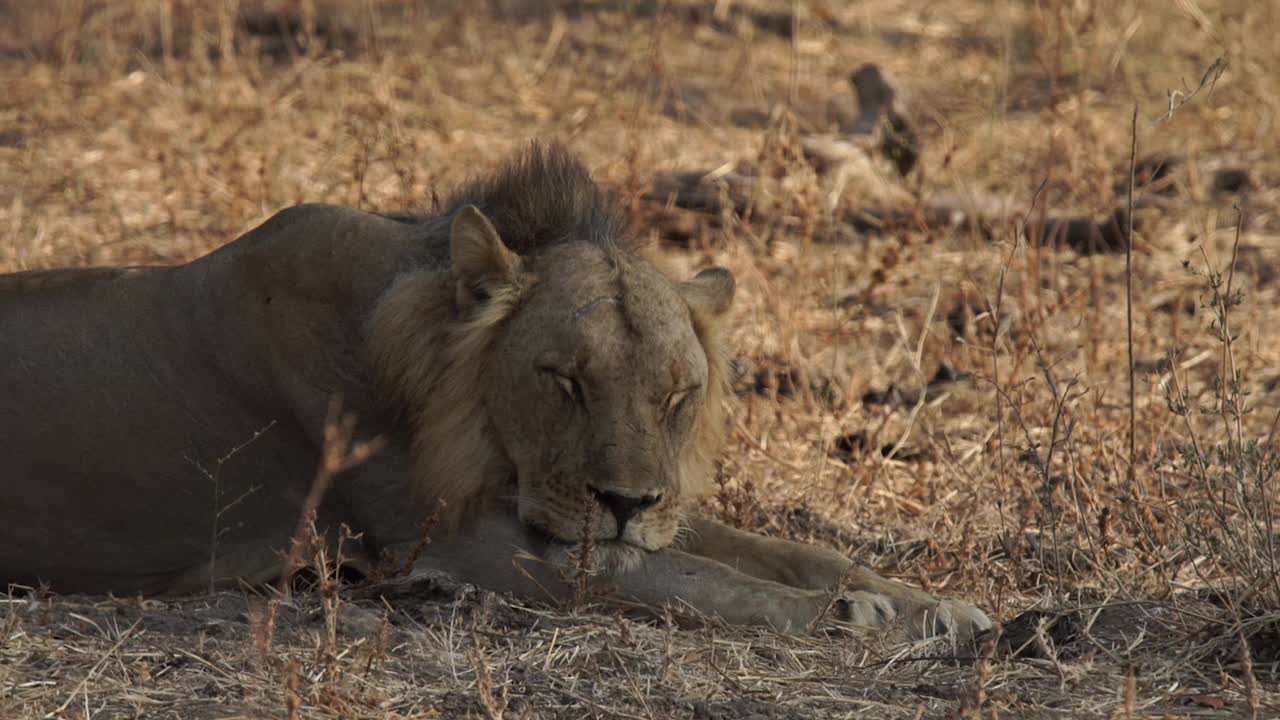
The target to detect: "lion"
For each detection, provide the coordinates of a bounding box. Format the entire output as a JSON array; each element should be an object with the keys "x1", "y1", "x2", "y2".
[{"x1": 0, "y1": 143, "x2": 989, "y2": 641}]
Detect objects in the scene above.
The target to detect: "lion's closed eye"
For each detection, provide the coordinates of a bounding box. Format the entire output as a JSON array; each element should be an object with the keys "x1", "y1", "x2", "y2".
[
  {"x1": 666, "y1": 389, "x2": 689, "y2": 412},
  {"x1": 665, "y1": 386, "x2": 699, "y2": 419},
  {"x1": 543, "y1": 368, "x2": 585, "y2": 406}
]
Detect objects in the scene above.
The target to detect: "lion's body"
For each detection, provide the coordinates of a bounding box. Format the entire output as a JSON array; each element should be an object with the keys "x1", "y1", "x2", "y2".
[
  {"x1": 0, "y1": 145, "x2": 989, "y2": 640},
  {"x1": 0, "y1": 207, "x2": 435, "y2": 592}
]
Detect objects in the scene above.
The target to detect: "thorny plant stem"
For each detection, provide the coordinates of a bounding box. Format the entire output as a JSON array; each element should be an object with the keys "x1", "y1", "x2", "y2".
[
  {"x1": 992, "y1": 254, "x2": 1009, "y2": 525},
  {"x1": 1220, "y1": 207, "x2": 1244, "y2": 452}
]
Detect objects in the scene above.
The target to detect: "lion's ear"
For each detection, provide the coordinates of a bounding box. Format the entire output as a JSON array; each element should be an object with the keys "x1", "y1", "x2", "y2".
[
  {"x1": 679, "y1": 267, "x2": 735, "y2": 322},
  {"x1": 450, "y1": 205, "x2": 519, "y2": 309}
]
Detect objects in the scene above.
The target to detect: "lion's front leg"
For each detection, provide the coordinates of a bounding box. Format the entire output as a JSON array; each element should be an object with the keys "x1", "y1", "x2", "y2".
[
  {"x1": 402, "y1": 511, "x2": 892, "y2": 634},
  {"x1": 588, "y1": 547, "x2": 902, "y2": 634},
  {"x1": 678, "y1": 516, "x2": 992, "y2": 641}
]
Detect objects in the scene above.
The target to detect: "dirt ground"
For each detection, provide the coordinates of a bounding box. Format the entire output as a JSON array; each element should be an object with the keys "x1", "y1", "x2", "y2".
[{"x1": 2, "y1": 1, "x2": 1278, "y2": 718}]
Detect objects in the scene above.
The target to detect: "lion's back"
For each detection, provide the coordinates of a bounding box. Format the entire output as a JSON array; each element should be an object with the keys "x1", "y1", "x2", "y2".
[{"x1": 0, "y1": 266, "x2": 148, "y2": 296}]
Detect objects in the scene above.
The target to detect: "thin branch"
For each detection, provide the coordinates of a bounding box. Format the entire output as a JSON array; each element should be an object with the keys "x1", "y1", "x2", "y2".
[
  {"x1": 1154, "y1": 55, "x2": 1227, "y2": 124},
  {"x1": 1125, "y1": 103, "x2": 1138, "y2": 491}
]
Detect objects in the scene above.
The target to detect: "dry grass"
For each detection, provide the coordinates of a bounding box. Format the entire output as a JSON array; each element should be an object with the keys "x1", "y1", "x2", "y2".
[{"x1": 2, "y1": 1, "x2": 1279, "y2": 717}]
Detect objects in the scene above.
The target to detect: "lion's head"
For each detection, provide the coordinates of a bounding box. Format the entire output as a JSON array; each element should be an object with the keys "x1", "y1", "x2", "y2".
[{"x1": 368, "y1": 145, "x2": 733, "y2": 554}]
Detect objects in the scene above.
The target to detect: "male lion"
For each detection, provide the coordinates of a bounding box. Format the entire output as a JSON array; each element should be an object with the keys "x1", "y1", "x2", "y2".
[{"x1": 0, "y1": 144, "x2": 989, "y2": 640}]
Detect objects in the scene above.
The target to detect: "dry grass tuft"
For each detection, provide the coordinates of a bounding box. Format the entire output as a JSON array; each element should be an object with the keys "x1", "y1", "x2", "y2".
[{"x1": 2, "y1": 1, "x2": 1279, "y2": 718}]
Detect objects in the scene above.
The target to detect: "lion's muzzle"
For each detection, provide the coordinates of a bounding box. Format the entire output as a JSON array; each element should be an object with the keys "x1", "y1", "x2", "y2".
[{"x1": 589, "y1": 486, "x2": 661, "y2": 538}]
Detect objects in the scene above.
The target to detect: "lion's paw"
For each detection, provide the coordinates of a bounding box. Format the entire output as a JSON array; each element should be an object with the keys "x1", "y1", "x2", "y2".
[
  {"x1": 832, "y1": 590, "x2": 898, "y2": 628},
  {"x1": 902, "y1": 598, "x2": 992, "y2": 642}
]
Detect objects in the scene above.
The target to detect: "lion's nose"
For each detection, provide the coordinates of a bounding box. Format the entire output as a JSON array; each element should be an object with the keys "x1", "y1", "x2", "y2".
[{"x1": 590, "y1": 487, "x2": 661, "y2": 536}]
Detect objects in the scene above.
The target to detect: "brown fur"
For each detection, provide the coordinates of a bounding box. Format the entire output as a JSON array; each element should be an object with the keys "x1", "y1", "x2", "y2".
[{"x1": 365, "y1": 260, "x2": 529, "y2": 525}]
